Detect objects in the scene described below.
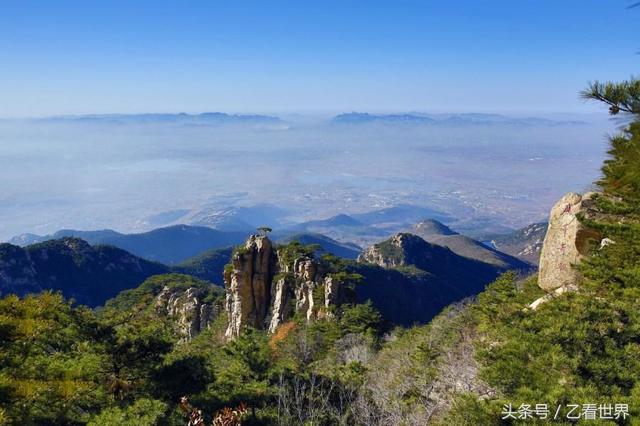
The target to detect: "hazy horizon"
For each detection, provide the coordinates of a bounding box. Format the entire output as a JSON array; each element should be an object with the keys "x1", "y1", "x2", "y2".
[{"x1": 0, "y1": 112, "x2": 614, "y2": 241}]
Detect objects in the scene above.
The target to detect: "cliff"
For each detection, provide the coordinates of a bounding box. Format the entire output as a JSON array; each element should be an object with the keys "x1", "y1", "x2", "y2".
[
  {"x1": 224, "y1": 235, "x2": 351, "y2": 338},
  {"x1": 155, "y1": 285, "x2": 220, "y2": 342}
]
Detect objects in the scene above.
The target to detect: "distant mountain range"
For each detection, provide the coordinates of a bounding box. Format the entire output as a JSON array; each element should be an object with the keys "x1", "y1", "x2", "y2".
[
  {"x1": 280, "y1": 205, "x2": 453, "y2": 247},
  {"x1": 8, "y1": 223, "x2": 365, "y2": 267},
  {"x1": 333, "y1": 112, "x2": 436, "y2": 124},
  {"x1": 38, "y1": 112, "x2": 288, "y2": 127},
  {"x1": 350, "y1": 204, "x2": 452, "y2": 225},
  {"x1": 276, "y1": 232, "x2": 361, "y2": 259},
  {"x1": 21, "y1": 111, "x2": 589, "y2": 127},
  {"x1": 9, "y1": 226, "x2": 250, "y2": 265},
  {"x1": 332, "y1": 112, "x2": 588, "y2": 126}
]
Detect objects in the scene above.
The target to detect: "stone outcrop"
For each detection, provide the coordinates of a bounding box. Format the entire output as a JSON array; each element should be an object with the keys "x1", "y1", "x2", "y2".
[
  {"x1": 155, "y1": 285, "x2": 219, "y2": 341},
  {"x1": 537, "y1": 192, "x2": 602, "y2": 291},
  {"x1": 526, "y1": 284, "x2": 578, "y2": 311},
  {"x1": 224, "y1": 235, "x2": 349, "y2": 338},
  {"x1": 324, "y1": 276, "x2": 341, "y2": 308},
  {"x1": 357, "y1": 233, "x2": 417, "y2": 268}
]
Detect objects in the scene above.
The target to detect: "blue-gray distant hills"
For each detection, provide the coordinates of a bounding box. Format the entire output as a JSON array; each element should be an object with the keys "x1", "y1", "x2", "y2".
[
  {"x1": 332, "y1": 112, "x2": 436, "y2": 124},
  {"x1": 38, "y1": 112, "x2": 288, "y2": 126},
  {"x1": 332, "y1": 112, "x2": 587, "y2": 126},
  {"x1": 9, "y1": 225, "x2": 250, "y2": 265},
  {"x1": 8, "y1": 225, "x2": 362, "y2": 266},
  {"x1": 279, "y1": 206, "x2": 454, "y2": 248}
]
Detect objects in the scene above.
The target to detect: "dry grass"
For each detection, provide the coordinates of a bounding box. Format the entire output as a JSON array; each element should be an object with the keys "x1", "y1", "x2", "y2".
[{"x1": 269, "y1": 321, "x2": 297, "y2": 351}]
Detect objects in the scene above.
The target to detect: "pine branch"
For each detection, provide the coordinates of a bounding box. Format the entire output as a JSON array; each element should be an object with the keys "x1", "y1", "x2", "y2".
[{"x1": 581, "y1": 79, "x2": 640, "y2": 115}]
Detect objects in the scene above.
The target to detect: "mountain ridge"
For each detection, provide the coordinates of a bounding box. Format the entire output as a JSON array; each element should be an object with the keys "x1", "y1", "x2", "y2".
[
  {"x1": 410, "y1": 219, "x2": 533, "y2": 271},
  {"x1": 331, "y1": 111, "x2": 588, "y2": 126},
  {"x1": 0, "y1": 237, "x2": 169, "y2": 307},
  {"x1": 9, "y1": 225, "x2": 250, "y2": 265}
]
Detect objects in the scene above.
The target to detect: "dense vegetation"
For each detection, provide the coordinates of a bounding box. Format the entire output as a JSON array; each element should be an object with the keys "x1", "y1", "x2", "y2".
[
  {"x1": 0, "y1": 272, "x2": 387, "y2": 425},
  {"x1": 0, "y1": 238, "x2": 169, "y2": 307}
]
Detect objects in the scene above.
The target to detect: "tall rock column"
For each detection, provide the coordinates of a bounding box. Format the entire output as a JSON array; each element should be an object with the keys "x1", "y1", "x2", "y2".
[
  {"x1": 293, "y1": 257, "x2": 318, "y2": 322},
  {"x1": 224, "y1": 235, "x2": 276, "y2": 338},
  {"x1": 538, "y1": 192, "x2": 602, "y2": 291}
]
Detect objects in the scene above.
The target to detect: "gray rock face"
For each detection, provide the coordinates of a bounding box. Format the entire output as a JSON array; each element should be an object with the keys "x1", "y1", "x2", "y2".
[
  {"x1": 155, "y1": 285, "x2": 218, "y2": 341},
  {"x1": 224, "y1": 235, "x2": 277, "y2": 338},
  {"x1": 538, "y1": 192, "x2": 602, "y2": 291},
  {"x1": 357, "y1": 233, "x2": 412, "y2": 268},
  {"x1": 292, "y1": 257, "x2": 318, "y2": 322},
  {"x1": 224, "y1": 235, "x2": 348, "y2": 338},
  {"x1": 268, "y1": 276, "x2": 294, "y2": 333},
  {"x1": 324, "y1": 276, "x2": 340, "y2": 308}
]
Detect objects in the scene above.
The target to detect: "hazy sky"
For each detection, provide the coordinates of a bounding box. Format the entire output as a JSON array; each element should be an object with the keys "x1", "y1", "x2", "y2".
[{"x1": 0, "y1": 0, "x2": 638, "y2": 117}]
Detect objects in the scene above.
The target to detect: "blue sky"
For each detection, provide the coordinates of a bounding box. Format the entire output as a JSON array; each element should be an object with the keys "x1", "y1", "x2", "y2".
[{"x1": 0, "y1": 0, "x2": 638, "y2": 117}]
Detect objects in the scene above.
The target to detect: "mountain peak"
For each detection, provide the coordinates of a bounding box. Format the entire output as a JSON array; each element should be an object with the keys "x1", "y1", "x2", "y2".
[
  {"x1": 412, "y1": 219, "x2": 457, "y2": 237},
  {"x1": 358, "y1": 233, "x2": 444, "y2": 269},
  {"x1": 324, "y1": 214, "x2": 362, "y2": 226}
]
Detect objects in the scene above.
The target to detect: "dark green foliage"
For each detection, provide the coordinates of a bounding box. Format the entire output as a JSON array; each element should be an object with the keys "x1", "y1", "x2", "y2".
[
  {"x1": 276, "y1": 241, "x2": 320, "y2": 269},
  {"x1": 441, "y1": 395, "x2": 501, "y2": 426},
  {"x1": 102, "y1": 273, "x2": 223, "y2": 315},
  {"x1": 0, "y1": 291, "x2": 176, "y2": 425},
  {"x1": 0, "y1": 293, "x2": 109, "y2": 424},
  {"x1": 581, "y1": 78, "x2": 640, "y2": 115},
  {"x1": 87, "y1": 398, "x2": 168, "y2": 426},
  {"x1": 153, "y1": 355, "x2": 212, "y2": 402},
  {"x1": 456, "y1": 271, "x2": 640, "y2": 422},
  {"x1": 598, "y1": 121, "x2": 640, "y2": 207},
  {"x1": 0, "y1": 274, "x2": 227, "y2": 425},
  {"x1": 0, "y1": 238, "x2": 169, "y2": 307},
  {"x1": 276, "y1": 233, "x2": 361, "y2": 259},
  {"x1": 174, "y1": 247, "x2": 233, "y2": 285},
  {"x1": 339, "y1": 301, "x2": 383, "y2": 339},
  {"x1": 216, "y1": 329, "x2": 273, "y2": 410}
]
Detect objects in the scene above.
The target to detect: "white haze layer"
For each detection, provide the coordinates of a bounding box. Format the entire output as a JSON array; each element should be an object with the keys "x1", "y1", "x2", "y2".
[{"x1": 0, "y1": 115, "x2": 613, "y2": 241}]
